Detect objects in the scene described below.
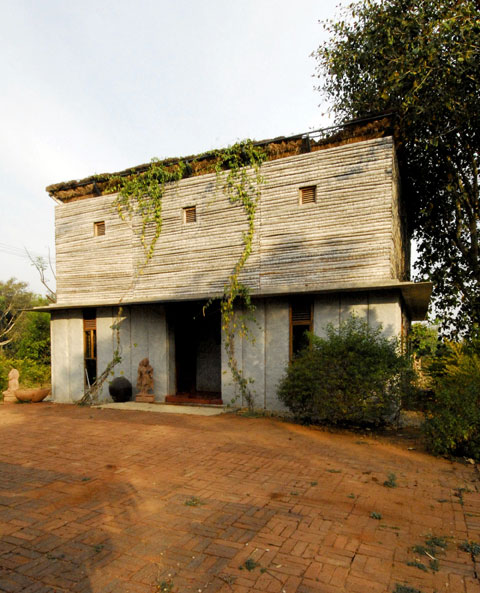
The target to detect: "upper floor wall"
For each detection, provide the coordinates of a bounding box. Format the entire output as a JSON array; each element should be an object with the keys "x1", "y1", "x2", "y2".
[{"x1": 54, "y1": 136, "x2": 408, "y2": 306}]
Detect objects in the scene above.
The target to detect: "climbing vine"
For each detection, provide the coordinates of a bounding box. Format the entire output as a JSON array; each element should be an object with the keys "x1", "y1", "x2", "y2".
[
  {"x1": 92, "y1": 140, "x2": 266, "y2": 411},
  {"x1": 107, "y1": 159, "x2": 185, "y2": 262},
  {"x1": 79, "y1": 307, "x2": 123, "y2": 405},
  {"x1": 213, "y1": 140, "x2": 267, "y2": 410}
]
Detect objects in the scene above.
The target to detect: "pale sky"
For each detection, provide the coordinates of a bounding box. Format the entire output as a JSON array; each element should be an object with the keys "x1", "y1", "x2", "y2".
[{"x1": 0, "y1": 0, "x2": 344, "y2": 295}]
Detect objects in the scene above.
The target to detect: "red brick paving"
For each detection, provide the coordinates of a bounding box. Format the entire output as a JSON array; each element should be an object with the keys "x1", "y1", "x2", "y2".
[{"x1": 0, "y1": 404, "x2": 479, "y2": 593}]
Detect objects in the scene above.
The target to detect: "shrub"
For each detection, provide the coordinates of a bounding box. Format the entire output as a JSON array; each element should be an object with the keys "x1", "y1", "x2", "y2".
[
  {"x1": 0, "y1": 354, "x2": 50, "y2": 393},
  {"x1": 277, "y1": 316, "x2": 408, "y2": 427},
  {"x1": 423, "y1": 342, "x2": 480, "y2": 460}
]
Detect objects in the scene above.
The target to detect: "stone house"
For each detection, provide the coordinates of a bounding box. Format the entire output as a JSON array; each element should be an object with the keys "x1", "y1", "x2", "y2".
[{"x1": 42, "y1": 119, "x2": 431, "y2": 409}]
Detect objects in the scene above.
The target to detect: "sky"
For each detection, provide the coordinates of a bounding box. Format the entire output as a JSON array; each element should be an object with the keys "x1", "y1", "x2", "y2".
[{"x1": 0, "y1": 0, "x2": 345, "y2": 296}]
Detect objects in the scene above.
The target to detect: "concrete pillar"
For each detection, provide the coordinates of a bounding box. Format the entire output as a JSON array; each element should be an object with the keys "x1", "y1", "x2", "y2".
[
  {"x1": 313, "y1": 295, "x2": 340, "y2": 337},
  {"x1": 265, "y1": 298, "x2": 289, "y2": 411},
  {"x1": 368, "y1": 290, "x2": 402, "y2": 339},
  {"x1": 50, "y1": 310, "x2": 84, "y2": 403},
  {"x1": 242, "y1": 299, "x2": 266, "y2": 409}
]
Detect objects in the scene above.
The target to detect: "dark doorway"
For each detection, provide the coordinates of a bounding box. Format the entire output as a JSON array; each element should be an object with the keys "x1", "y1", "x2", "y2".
[
  {"x1": 83, "y1": 309, "x2": 97, "y2": 388},
  {"x1": 168, "y1": 301, "x2": 222, "y2": 404}
]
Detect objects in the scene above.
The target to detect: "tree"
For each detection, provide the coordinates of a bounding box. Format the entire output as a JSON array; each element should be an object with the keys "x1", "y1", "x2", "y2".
[
  {"x1": 0, "y1": 279, "x2": 35, "y2": 347},
  {"x1": 0, "y1": 279, "x2": 51, "y2": 391},
  {"x1": 314, "y1": 0, "x2": 480, "y2": 336}
]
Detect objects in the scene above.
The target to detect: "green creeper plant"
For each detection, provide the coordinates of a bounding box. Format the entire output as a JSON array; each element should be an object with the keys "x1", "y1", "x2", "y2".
[
  {"x1": 108, "y1": 159, "x2": 186, "y2": 262},
  {"x1": 102, "y1": 140, "x2": 266, "y2": 411},
  {"x1": 213, "y1": 140, "x2": 266, "y2": 411}
]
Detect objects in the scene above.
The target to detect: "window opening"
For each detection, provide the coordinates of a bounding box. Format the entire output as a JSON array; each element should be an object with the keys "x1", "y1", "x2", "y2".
[
  {"x1": 183, "y1": 206, "x2": 197, "y2": 224},
  {"x1": 299, "y1": 186, "x2": 316, "y2": 205},
  {"x1": 94, "y1": 221, "x2": 106, "y2": 236},
  {"x1": 290, "y1": 298, "x2": 313, "y2": 359},
  {"x1": 83, "y1": 309, "x2": 97, "y2": 387}
]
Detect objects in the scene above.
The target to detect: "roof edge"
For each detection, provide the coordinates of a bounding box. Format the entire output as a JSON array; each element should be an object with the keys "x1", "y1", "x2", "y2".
[
  {"x1": 46, "y1": 114, "x2": 394, "y2": 203},
  {"x1": 34, "y1": 279, "x2": 431, "y2": 318}
]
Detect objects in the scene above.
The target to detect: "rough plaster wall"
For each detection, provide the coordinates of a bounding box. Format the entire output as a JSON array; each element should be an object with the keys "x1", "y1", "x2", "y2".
[
  {"x1": 242, "y1": 299, "x2": 266, "y2": 409},
  {"x1": 96, "y1": 307, "x2": 115, "y2": 401},
  {"x1": 314, "y1": 291, "x2": 402, "y2": 340},
  {"x1": 147, "y1": 305, "x2": 168, "y2": 401},
  {"x1": 96, "y1": 305, "x2": 168, "y2": 402},
  {"x1": 50, "y1": 310, "x2": 83, "y2": 403},
  {"x1": 221, "y1": 299, "x2": 285, "y2": 410},
  {"x1": 368, "y1": 291, "x2": 402, "y2": 339},
  {"x1": 221, "y1": 311, "x2": 244, "y2": 405},
  {"x1": 340, "y1": 293, "x2": 369, "y2": 323},
  {"x1": 265, "y1": 299, "x2": 289, "y2": 411},
  {"x1": 313, "y1": 295, "x2": 339, "y2": 337}
]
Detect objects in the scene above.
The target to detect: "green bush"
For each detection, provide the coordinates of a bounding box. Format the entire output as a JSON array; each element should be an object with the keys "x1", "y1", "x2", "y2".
[
  {"x1": 0, "y1": 354, "x2": 50, "y2": 393},
  {"x1": 423, "y1": 342, "x2": 480, "y2": 460},
  {"x1": 277, "y1": 316, "x2": 408, "y2": 427}
]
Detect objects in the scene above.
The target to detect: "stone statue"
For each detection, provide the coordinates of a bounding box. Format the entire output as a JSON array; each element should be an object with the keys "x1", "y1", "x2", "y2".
[
  {"x1": 3, "y1": 368, "x2": 20, "y2": 404},
  {"x1": 135, "y1": 358, "x2": 155, "y2": 403},
  {"x1": 8, "y1": 368, "x2": 19, "y2": 392}
]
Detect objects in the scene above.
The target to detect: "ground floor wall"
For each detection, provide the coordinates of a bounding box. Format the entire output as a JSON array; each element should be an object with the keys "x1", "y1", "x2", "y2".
[{"x1": 50, "y1": 290, "x2": 405, "y2": 409}]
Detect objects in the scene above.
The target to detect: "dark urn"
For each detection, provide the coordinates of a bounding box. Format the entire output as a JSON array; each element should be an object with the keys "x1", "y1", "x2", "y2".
[{"x1": 109, "y1": 376, "x2": 132, "y2": 402}]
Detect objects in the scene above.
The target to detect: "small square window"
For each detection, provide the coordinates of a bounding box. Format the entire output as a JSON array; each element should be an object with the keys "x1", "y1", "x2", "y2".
[
  {"x1": 183, "y1": 206, "x2": 197, "y2": 224},
  {"x1": 299, "y1": 186, "x2": 316, "y2": 205},
  {"x1": 94, "y1": 221, "x2": 105, "y2": 236}
]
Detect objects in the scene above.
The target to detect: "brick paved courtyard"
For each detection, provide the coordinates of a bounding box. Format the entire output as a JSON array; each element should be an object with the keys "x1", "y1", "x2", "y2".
[{"x1": 0, "y1": 404, "x2": 479, "y2": 593}]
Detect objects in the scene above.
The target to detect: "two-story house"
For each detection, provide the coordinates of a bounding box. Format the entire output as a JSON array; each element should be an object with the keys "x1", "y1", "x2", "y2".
[{"x1": 43, "y1": 118, "x2": 431, "y2": 409}]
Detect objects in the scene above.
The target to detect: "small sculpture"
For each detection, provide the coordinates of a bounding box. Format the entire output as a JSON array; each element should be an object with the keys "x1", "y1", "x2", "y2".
[
  {"x1": 135, "y1": 358, "x2": 155, "y2": 403},
  {"x1": 3, "y1": 368, "x2": 20, "y2": 404}
]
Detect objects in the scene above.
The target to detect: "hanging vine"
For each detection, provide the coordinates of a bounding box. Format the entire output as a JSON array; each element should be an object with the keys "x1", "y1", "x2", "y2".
[
  {"x1": 107, "y1": 159, "x2": 186, "y2": 263},
  {"x1": 78, "y1": 307, "x2": 124, "y2": 405},
  {"x1": 89, "y1": 141, "x2": 266, "y2": 411},
  {"x1": 214, "y1": 140, "x2": 267, "y2": 410}
]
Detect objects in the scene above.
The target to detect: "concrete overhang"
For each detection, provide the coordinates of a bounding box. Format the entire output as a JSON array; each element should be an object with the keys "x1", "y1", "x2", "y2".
[
  {"x1": 397, "y1": 281, "x2": 432, "y2": 321},
  {"x1": 34, "y1": 280, "x2": 432, "y2": 321}
]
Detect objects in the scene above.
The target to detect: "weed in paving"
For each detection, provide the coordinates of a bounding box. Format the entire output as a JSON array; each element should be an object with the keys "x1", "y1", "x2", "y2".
[
  {"x1": 310, "y1": 481, "x2": 318, "y2": 486},
  {"x1": 406, "y1": 560, "x2": 427, "y2": 572},
  {"x1": 460, "y1": 540, "x2": 480, "y2": 556},
  {"x1": 185, "y1": 496, "x2": 204, "y2": 507},
  {"x1": 409, "y1": 534, "x2": 449, "y2": 574},
  {"x1": 383, "y1": 473, "x2": 397, "y2": 488},
  {"x1": 370, "y1": 511, "x2": 382, "y2": 520},
  {"x1": 240, "y1": 558, "x2": 260, "y2": 571},
  {"x1": 156, "y1": 580, "x2": 174, "y2": 593},
  {"x1": 425, "y1": 535, "x2": 449, "y2": 550},
  {"x1": 326, "y1": 469, "x2": 341, "y2": 473},
  {"x1": 380, "y1": 524, "x2": 400, "y2": 531},
  {"x1": 394, "y1": 585, "x2": 424, "y2": 593},
  {"x1": 453, "y1": 487, "x2": 472, "y2": 506},
  {"x1": 347, "y1": 493, "x2": 356, "y2": 499}
]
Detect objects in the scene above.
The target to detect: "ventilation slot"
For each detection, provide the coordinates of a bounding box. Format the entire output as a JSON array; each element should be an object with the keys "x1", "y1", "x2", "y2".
[
  {"x1": 94, "y1": 221, "x2": 105, "y2": 236},
  {"x1": 83, "y1": 319, "x2": 96, "y2": 331},
  {"x1": 300, "y1": 186, "x2": 316, "y2": 205},
  {"x1": 291, "y1": 303, "x2": 312, "y2": 323},
  {"x1": 184, "y1": 206, "x2": 197, "y2": 224}
]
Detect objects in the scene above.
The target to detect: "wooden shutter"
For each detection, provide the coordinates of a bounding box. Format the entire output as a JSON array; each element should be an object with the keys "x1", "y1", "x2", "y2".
[
  {"x1": 184, "y1": 206, "x2": 197, "y2": 223},
  {"x1": 94, "y1": 221, "x2": 106, "y2": 236},
  {"x1": 300, "y1": 186, "x2": 316, "y2": 205}
]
